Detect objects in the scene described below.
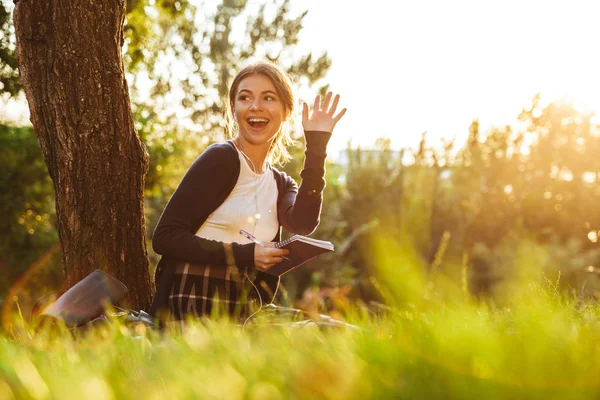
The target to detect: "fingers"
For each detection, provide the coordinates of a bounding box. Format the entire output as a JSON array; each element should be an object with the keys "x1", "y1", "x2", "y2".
[
  {"x1": 329, "y1": 94, "x2": 340, "y2": 116},
  {"x1": 255, "y1": 245, "x2": 289, "y2": 272},
  {"x1": 256, "y1": 246, "x2": 289, "y2": 257},
  {"x1": 302, "y1": 92, "x2": 345, "y2": 132},
  {"x1": 272, "y1": 248, "x2": 290, "y2": 257},
  {"x1": 322, "y1": 91, "x2": 333, "y2": 111},
  {"x1": 256, "y1": 263, "x2": 275, "y2": 272},
  {"x1": 333, "y1": 107, "x2": 347, "y2": 123},
  {"x1": 257, "y1": 257, "x2": 284, "y2": 272},
  {"x1": 302, "y1": 102, "x2": 309, "y2": 123},
  {"x1": 313, "y1": 95, "x2": 320, "y2": 112},
  {"x1": 311, "y1": 92, "x2": 340, "y2": 114}
]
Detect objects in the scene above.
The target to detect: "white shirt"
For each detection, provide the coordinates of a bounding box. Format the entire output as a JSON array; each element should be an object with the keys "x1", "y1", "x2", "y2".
[{"x1": 195, "y1": 146, "x2": 280, "y2": 244}]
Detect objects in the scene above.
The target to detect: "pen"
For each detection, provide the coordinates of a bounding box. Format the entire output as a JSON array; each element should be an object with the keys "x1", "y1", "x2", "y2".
[
  {"x1": 239, "y1": 229, "x2": 267, "y2": 247},
  {"x1": 239, "y1": 229, "x2": 292, "y2": 262}
]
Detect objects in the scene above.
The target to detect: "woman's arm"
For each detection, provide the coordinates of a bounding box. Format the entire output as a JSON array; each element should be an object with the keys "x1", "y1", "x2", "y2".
[
  {"x1": 151, "y1": 144, "x2": 256, "y2": 269},
  {"x1": 278, "y1": 130, "x2": 331, "y2": 235},
  {"x1": 278, "y1": 92, "x2": 346, "y2": 235}
]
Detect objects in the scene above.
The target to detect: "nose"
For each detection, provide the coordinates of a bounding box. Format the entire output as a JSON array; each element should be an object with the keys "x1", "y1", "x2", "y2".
[{"x1": 249, "y1": 98, "x2": 263, "y2": 111}]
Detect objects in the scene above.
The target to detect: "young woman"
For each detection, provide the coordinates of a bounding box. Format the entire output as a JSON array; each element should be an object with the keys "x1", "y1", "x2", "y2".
[{"x1": 149, "y1": 61, "x2": 346, "y2": 321}]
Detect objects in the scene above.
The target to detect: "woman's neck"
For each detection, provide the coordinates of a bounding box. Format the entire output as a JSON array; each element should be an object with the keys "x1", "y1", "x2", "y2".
[{"x1": 233, "y1": 137, "x2": 269, "y2": 174}]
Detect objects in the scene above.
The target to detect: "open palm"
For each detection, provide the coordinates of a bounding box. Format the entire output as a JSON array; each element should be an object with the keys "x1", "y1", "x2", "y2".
[{"x1": 302, "y1": 91, "x2": 347, "y2": 133}]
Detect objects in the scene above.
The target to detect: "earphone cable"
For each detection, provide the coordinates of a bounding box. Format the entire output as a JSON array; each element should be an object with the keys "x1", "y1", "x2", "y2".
[{"x1": 232, "y1": 140, "x2": 269, "y2": 332}]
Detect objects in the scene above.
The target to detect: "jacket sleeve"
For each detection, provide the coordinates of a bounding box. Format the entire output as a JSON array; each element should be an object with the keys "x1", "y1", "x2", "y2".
[
  {"x1": 151, "y1": 144, "x2": 255, "y2": 269},
  {"x1": 278, "y1": 130, "x2": 331, "y2": 235}
]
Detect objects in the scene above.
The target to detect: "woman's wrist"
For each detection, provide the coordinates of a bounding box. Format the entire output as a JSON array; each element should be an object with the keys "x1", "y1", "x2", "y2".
[
  {"x1": 304, "y1": 130, "x2": 332, "y2": 151},
  {"x1": 232, "y1": 242, "x2": 256, "y2": 270}
]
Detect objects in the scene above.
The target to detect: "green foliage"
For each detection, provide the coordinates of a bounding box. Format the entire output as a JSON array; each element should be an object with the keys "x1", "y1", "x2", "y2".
[
  {"x1": 0, "y1": 125, "x2": 60, "y2": 309},
  {"x1": 0, "y1": 125, "x2": 57, "y2": 266},
  {"x1": 334, "y1": 138, "x2": 405, "y2": 301},
  {"x1": 435, "y1": 98, "x2": 600, "y2": 295},
  {"x1": 298, "y1": 96, "x2": 600, "y2": 314}
]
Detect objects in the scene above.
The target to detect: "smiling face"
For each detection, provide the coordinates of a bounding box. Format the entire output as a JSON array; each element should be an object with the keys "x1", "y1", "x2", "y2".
[
  {"x1": 232, "y1": 73, "x2": 287, "y2": 148},
  {"x1": 227, "y1": 61, "x2": 296, "y2": 166}
]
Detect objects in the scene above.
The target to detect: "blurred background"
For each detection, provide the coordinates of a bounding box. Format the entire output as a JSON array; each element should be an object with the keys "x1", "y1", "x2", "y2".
[{"x1": 2, "y1": 0, "x2": 600, "y2": 322}]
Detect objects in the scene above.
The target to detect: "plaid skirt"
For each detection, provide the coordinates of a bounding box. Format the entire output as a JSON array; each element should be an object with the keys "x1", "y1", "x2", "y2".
[{"x1": 168, "y1": 261, "x2": 259, "y2": 321}]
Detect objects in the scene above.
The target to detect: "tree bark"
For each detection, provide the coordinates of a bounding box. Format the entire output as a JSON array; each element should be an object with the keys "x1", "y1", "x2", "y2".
[{"x1": 13, "y1": 0, "x2": 151, "y2": 309}]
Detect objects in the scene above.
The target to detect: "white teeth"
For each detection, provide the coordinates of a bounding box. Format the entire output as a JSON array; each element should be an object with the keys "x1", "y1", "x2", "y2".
[{"x1": 248, "y1": 118, "x2": 269, "y2": 123}]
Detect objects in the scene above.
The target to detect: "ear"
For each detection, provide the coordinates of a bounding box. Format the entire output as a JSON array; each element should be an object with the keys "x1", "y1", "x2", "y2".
[{"x1": 230, "y1": 104, "x2": 238, "y2": 123}]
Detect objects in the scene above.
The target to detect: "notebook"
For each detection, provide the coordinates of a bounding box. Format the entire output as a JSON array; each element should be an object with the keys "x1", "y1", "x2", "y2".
[{"x1": 264, "y1": 235, "x2": 334, "y2": 276}]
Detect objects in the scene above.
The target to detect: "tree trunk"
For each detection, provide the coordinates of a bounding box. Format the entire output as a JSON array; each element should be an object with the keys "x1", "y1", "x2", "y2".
[{"x1": 13, "y1": 0, "x2": 151, "y2": 309}]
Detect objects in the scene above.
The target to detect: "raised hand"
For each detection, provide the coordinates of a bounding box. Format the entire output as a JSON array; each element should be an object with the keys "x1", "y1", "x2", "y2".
[{"x1": 302, "y1": 91, "x2": 347, "y2": 133}]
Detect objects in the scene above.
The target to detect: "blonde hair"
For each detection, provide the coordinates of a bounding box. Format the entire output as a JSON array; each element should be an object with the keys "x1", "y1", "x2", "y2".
[{"x1": 226, "y1": 61, "x2": 296, "y2": 167}]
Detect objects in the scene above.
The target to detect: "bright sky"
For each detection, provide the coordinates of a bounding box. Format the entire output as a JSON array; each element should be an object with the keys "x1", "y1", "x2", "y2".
[
  {"x1": 3, "y1": 0, "x2": 599, "y2": 159},
  {"x1": 290, "y1": 0, "x2": 600, "y2": 156}
]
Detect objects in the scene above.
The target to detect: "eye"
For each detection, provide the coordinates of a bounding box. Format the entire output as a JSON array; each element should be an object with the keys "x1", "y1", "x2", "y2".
[
  {"x1": 237, "y1": 94, "x2": 251, "y2": 101},
  {"x1": 264, "y1": 95, "x2": 276, "y2": 101}
]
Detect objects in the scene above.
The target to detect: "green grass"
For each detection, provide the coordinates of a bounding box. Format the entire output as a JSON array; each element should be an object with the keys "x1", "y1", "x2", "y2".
[
  {"x1": 2, "y1": 291, "x2": 600, "y2": 399},
  {"x1": 3, "y1": 237, "x2": 600, "y2": 399}
]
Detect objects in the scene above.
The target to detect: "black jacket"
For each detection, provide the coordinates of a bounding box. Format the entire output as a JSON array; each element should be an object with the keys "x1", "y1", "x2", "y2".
[{"x1": 149, "y1": 131, "x2": 331, "y2": 317}]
